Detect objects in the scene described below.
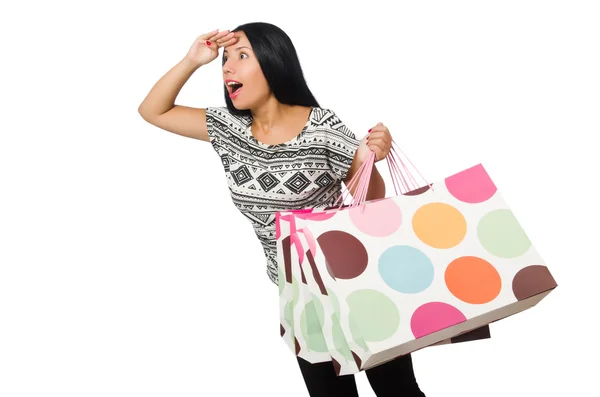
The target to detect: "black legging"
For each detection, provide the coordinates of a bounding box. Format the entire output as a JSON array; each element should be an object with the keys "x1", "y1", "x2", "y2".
[{"x1": 297, "y1": 353, "x2": 426, "y2": 397}]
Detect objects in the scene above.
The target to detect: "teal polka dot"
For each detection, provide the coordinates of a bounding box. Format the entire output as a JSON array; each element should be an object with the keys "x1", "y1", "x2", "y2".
[
  {"x1": 347, "y1": 289, "x2": 400, "y2": 342},
  {"x1": 477, "y1": 209, "x2": 531, "y2": 258},
  {"x1": 378, "y1": 245, "x2": 435, "y2": 293}
]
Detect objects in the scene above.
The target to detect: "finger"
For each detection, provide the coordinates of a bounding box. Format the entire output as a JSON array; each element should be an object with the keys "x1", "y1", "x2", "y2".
[
  {"x1": 216, "y1": 33, "x2": 237, "y2": 46},
  {"x1": 367, "y1": 135, "x2": 391, "y2": 149},
  {"x1": 368, "y1": 125, "x2": 388, "y2": 134},
  {"x1": 368, "y1": 137, "x2": 391, "y2": 155},
  {"x1": 216, "y1": 32, "x2": 235, "y2": 42},
  {"x1": 368, "y1": 146, "x2": 384, "y2": 161},
  {"x1": 199, "y1": 29, "x2": 219, "y2": 40},
  {"x1": 367, "y1": 130, "x2": 389, "y2": 140},
  {"x1": 208, "y1": 30, "x2": 231, "y2": 41},
  {"x1": 367, "y1": 140, "x2": 386, "y2": 155},
  {"x1": 218, "y1": 37, "x2": 238, "y2": 48}
]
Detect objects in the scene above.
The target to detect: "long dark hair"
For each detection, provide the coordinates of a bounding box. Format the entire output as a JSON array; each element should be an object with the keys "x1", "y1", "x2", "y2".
[{"x1": 223, "y1": 22, "x2": 320, "y2": 118}]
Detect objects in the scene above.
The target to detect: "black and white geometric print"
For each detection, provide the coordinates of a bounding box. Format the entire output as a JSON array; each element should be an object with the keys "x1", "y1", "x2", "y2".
[{"x1": 205, "y1": 106, "x2": 360, "y2": 285}]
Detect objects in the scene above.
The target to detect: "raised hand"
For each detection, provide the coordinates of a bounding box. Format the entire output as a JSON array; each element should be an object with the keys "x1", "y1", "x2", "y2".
[{"x1": 184, "y1": 29, "x2": 238, "y2": 68}]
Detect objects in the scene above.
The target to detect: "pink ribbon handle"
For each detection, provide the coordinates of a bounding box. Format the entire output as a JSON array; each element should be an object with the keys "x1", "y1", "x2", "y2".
[
  {"x1": 280, "y1": 214, "x2": 317, "y2": 265},
  {"x1": 337, "y1": 137, "x2": 432, "y2": 208}
]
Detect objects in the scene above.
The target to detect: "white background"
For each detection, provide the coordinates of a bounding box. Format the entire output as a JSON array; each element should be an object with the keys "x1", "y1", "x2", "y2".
[{"x1": 1, "y1": 1, "x2": 598, "y2": 396}]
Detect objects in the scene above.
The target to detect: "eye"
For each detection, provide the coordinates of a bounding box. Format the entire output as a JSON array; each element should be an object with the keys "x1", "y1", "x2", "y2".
[{"x1": 240, "y1": 53, "x2": 248, "y2": 59}]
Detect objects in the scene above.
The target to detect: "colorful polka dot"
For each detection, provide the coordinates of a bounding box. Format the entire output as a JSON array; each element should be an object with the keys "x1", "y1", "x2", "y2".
[
  {"x1": 296, "y1": 211, "x2": 337, "y2": 221},
  {"x1": 327, "y1": 288, "x2": 341, "y2": 315},
  {"x1": 445, "y1": 163, "x2": 497, "y2": 203},
  {"x1": 300, "y1": 299, "x2": 328, "y2": 352},
  {"x1": 378, "y1": 245, "x2": 434, "y2": 293},
  {"x1": 445, "y1": 256, "x2": 502, "y2": 304},
  {"x1": 349, "y1": 318, "x2": 369, "y2": 351},
  {"x1": 349, "y1": 198, "x2": 403, "y2": 237},
  {"x1": 477, "y1": 209, "x2": 531, "y2": 258},
  {"x1": 332, "y1": 315, "x2": 354, "y2": 362},
  {"x1": 512, "y1": 265, "x2": 557, "y2": 301},
  {"x1": 402, "y1": 184, "x2": 432, "y2": 196},
  {"x1": 347, "y1": 289, "x2": 400, "y2": 342},
  {"x1": 410, "y1": 302, "x2": 467, "y2": 339},
  {"x1": 412, "y1": 202, "x2": 467, "y2": 249},
  {"x1": 284, "y1": 300, "x2": 294, "y2": 328},
  {"x1": 317, "y1": 231, "x2": 369, "y2": 279}
]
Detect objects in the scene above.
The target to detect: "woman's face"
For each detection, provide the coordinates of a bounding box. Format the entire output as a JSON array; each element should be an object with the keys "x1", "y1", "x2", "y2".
[{"x1": 222, "y1": 32, "x2": 270, "y2": 110}]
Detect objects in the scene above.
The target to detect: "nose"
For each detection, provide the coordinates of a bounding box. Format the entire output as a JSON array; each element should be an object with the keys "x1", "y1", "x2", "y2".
[{"x1": 222, "y1": 58, "x2": 235, "y2": 74}]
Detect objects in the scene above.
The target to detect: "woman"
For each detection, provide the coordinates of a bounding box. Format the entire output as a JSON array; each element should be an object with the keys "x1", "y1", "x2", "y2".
[{"x1": 138, "y1": 22, "x2": 426, "y2": 397}]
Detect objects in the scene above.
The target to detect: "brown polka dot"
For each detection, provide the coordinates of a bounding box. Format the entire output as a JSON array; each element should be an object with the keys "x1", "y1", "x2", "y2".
[
  {"x1": 282, "y1": 236, "x2": 292, "y2": 284},
  {"x1": 295, "y1": 337, "x2": 300, "y2": 355},
  {"x1": 351, "y1": 351, "x2": 362, "y2": 369},
  {"x1": 307, "y1": 249, "x2": 328, "y2": 296},
  {"x1": 280, "y1": 324, "x2": 285, "y2": 337},
  {"x1": 403, "y1": 184, "x2": 432, "y2": 196},
  {"x1": 512, "y1": 265, "x2": 557, "y2": 300},
  {"x1": 317, "y1": 231, "x2": 368, "y2": 279}
]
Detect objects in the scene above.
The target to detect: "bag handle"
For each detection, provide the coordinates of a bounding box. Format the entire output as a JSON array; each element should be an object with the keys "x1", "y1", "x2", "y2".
[{"x1": 334, "y1": 139, "x2": 432, "y2": 209}]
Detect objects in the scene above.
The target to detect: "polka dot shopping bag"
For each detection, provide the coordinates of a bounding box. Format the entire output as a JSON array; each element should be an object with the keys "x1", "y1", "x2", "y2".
[{"x1": 277, "y1": 140, "x2": 557, "y2": 375}]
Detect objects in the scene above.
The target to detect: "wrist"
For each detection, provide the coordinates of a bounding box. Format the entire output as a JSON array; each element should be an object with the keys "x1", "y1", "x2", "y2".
[{"x1": 181, "y1": 57, "x2": 203, "y2": 71}]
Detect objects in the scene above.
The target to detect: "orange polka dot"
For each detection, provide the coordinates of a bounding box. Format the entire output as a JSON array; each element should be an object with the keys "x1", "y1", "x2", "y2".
[
  {"x1": 412, "y1": 203, "x2": 467, "y2": 249},
  {"x1": 445, "y1": 256, "x2": 502, "y2": 304}
]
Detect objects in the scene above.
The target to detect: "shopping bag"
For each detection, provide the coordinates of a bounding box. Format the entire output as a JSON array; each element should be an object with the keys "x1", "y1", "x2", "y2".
[
  {"x1": 287, "y1": 209, "x2": 490, "y2": 376},
  {"x1": 276, "y1": 211, "x2": 333, "y2": 365},
  {"x1": 277, "y1": 198, "x2": 491, "y2": 375},
  {"x1": 288, "y1": 142, "x2": 557, "y2": 372},
  {"x1": 292, "y1": 225, "x2": 364, "y2": 376}
]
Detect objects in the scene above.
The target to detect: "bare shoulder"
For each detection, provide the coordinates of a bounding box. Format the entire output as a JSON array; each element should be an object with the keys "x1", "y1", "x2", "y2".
[{"x1": 138, "y1": 105, "x2": 209, "y2": 142}]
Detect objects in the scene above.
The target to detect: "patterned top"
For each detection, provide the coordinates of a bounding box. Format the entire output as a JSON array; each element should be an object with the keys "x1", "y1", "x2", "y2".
[{"x1": 205, "y1": 106, "x2": 361, "y2": 286}]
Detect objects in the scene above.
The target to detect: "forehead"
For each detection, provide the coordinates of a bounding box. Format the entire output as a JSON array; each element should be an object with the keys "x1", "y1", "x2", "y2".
[{"x1": 224, "y1": 31, "x2": 251, "y2": 52}]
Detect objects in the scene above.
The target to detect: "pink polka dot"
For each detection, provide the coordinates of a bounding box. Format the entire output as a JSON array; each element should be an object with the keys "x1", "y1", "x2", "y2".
[
  {"x1": 296, "y1": 211, "x2": 337, "y2": 221},
  {"x1": 348, "y1": 198, "x2": 402, "y2": 237},
  {"x1": 410, "y1": 302, "x2": 467, "y2": 339},
  {"x1": 445, "y1": 164, "x2": 497, "y2": 203}
]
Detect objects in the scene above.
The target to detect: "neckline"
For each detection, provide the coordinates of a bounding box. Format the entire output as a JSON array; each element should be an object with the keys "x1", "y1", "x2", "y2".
[{"x1": 246, "y1": 107, "x2": 314, "y2": 148}]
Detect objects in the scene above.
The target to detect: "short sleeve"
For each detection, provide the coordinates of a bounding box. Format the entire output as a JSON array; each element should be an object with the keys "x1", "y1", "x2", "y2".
[
  {"x1": 322, "y1": 109, "x2": 361, "y2": 182},
  {"x1": 205, "y1": 107, "x2": 230, "y2": 157}
]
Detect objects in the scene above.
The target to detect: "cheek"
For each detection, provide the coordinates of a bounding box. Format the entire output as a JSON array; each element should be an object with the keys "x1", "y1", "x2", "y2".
[{"x1": 247, "y1": 65, "x2": 270, "y2": 95}]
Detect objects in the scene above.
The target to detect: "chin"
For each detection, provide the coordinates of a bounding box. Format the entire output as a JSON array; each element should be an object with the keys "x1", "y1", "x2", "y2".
[
  {"x1": 232, "y1": 104, "x2": 250, "y2": 112},
  {"x1": 231, "y1": 99, "x2": 255, "y2": 111}
]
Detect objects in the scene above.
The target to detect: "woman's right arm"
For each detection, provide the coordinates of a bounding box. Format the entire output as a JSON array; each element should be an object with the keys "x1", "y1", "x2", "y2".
[{"x1": 137, "y1": 30, "x2": 237, "y2": 142}]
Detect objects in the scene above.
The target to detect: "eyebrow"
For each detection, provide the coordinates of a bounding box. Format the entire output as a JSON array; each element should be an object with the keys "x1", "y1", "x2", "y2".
[{"x1": 224, "y1": 46, "x2": 251, "y2": 53}]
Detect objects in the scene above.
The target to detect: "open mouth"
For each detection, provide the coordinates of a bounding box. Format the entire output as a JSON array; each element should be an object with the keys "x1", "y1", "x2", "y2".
[{"x1": 226, "y1": 80, "x2": 243, "y2": 94}]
